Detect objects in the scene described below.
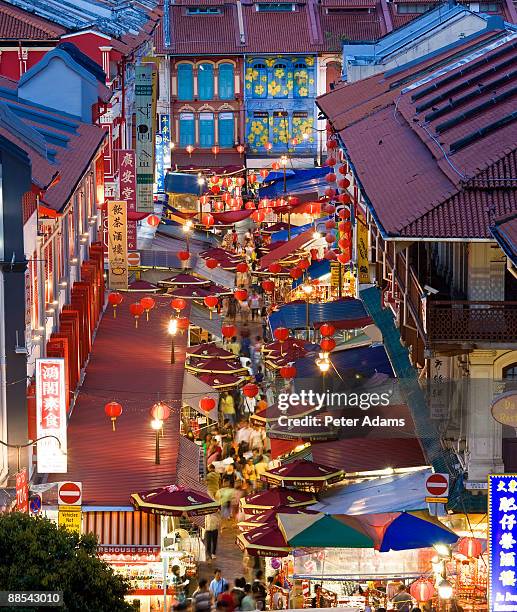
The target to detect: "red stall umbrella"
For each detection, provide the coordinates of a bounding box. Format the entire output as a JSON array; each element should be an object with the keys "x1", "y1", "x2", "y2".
[
  {"x1": 236, "y1": 523, "x2": 291, "y2": 557},
  {"x1": 261, "y1": 459, "x2": 344, "y2": 490},
  {"x1": 130, "y1": 485, "x2": 219, "y2": 517},
  {"x1": 240, "y1": 487, "x2": 316, "y2": 515},
  {"x1": 187, "y1": 343, "x2": 234, "y2": 360},
  {"x1": 238, "y1": 505, "x2": 319, "y2": 530}
]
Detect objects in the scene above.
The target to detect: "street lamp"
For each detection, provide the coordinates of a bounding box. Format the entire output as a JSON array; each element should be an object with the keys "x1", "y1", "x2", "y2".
[
  {"x1": 182, "y1": 219, "x2": 193, "y2": 250},
  {"x1": 437, "y1": 579, "x2": 453, "y2": 600},
  {"x1": 316, "y1": 352, "x2": 330, "y2": 396},
  {"x1": 168, "y1": 317, "x2": 178, "y2": 364},
  {"x1": 301, "y1": 282, "x2": 314, "y2": 340},
  {"x1": 150, "y1": 418, "x2": 163, "y2": 465}
]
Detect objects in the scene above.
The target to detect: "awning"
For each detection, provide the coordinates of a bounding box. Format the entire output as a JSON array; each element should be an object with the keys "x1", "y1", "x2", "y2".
[
  {"x1": 259, "y1": 229, "x2": 315, "y2": 268},
  {"x1": 165, "y1": 172, "x2": 204, "y2": 195},
  {"x1": 293, "y1": 259, "x2": 330, "y2": 288},
  {"x1": 311, "y1": 468, "x2": 433, "y2": 515},
  {"x1": 182, "y1": 372, "x2": 218, "y2": 420},
  {"x1": 294, "y1": 344, "x2": 394, "y2": 378},
  {"x1": 212, "y1": 210, "x2": 252, "y2": 224},
  {"x1": 193, "y1": 259, "x2": 235, "y2": 289},
  {"x1": 268, "y1": 298, "x2": 371, "y2": 331},
  {"x1": 271, "y1": 216, "x2": 332, "y2": 243},
  {"x1": 259, "y1": 167, "x2": 332, "y2": 199},
  {"x1": 190, "y1": 302, "x2": 223, "y2": 338}
]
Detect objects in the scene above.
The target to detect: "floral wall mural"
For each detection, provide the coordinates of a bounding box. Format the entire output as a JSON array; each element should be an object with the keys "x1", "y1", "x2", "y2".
[{"x1": 245, "y1": 55, "x2": 317, "y2": 156}]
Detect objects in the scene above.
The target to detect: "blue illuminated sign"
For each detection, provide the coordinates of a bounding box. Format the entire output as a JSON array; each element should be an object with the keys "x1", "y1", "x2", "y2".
[
  {"x1": 156, "y1": 115, "x2": 171, "y2": 192},
  {"x1": 489, "y1": 474, "x2": 517, "y2": 611}
]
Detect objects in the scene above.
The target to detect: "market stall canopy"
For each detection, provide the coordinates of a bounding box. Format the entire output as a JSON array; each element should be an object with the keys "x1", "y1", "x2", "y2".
[
  {"x1": 187, "y1": 342, "x2": 234, "y2": 360},
  {"x1": 190, "y1": 303, "x2": 224, "y2": 339},
  {"x1": 182, "y1": 372, "x2": 218, "y2": 420},
  {"x1": 311, "y1": 468, "x2": 434, "y2": 515},
  {"x1": 277, "y1": 513, "x2": 374, "y2": 548},
  {"x1": 259, "y1": 167, "x2": 332, "y2": 199},
  {"x1": 212, "y1": 210, "x2": 252, "y2": 224},
  {"x1": 186, "y1": 357, "x2": 248, "y2": 375},
  {"x1": 240, "y1": 486, "x2": 316, "y2": 515},
  {"x1": 261, "y1": 222, "x2": 290, "y2": 234},
  {"x1": 272, "y1": 216, "x2": 333, "y2": 243},
  {"x1": 250, "y1": 401, "x2": 316, "y2": 425},
  {"x1": 168, "y1": 286, "x2": 214, "y2": 299},
  {"x1": 130, "y1": 485, "x2": 219, "y2": 517},
  {"x1": 238, "y1": 505, "x2": 319, "y2": 530},
  {"x1": 261, "y1": 460, "x2": 344, "y2": 490},
  {"x1": 159, "y1": 273, "x2": 210, "y2": 286},
  {"x1": 260, "y1": 229, "x2": 315, "y2": 268},
  {"x1": 294, "y1": 344, "x2": 394, "y2": 378},
  {"x1": 198, "y1": 372, "x2": 245, "y2": 390},
  {"x1": 193, "y1": 260, "x2": 235, "y2": 289},
  {"x1": 123, "y1": 280, "x2": 159, "y2": 293},
  {"x1": 236, "y1": 523, "x2": 291, "y2": 557},
  {"x1": 200, "y1": 247, "x2": 243, "y2": 263},
  {"x1": 268, "y1": 298, "x2": 372, "y2": 331},
  {"x1": 352, "y1": 510, "x2": 459, "y2": 552}
]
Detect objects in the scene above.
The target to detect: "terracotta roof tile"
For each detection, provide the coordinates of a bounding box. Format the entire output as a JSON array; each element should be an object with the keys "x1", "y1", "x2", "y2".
[
  {"x1": 491, "y1": 211, "x2": 517, "y2": 264},
  {"x1": 0, "y1": 0, "x2": 66, "y2": 39}
]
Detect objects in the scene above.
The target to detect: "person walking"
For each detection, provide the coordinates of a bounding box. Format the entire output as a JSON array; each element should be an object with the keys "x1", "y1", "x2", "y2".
[
  {"x1": 206, "y1": 464, "x2": 221, "y2": 499},
  {"x1": 210, "y1": 569, "x2": 228, "y2": 600},
  {"x1": 242, "y1": 458, "x2": 257, "y2": 491},
  {"x1": 250, "y1": 292, "x2": 261, "y2": 321},
  {"x1": 220, "y1": 391, "x2": 236, "y2": 426},
  {"x1": 204, "y1": 510, "x2": 221, "y2": 561},
  {"x1": 192, "y1": 578, "x2": 212, "y2": 612},
  {"x1": 240, "y1": 584, "x2": 255, "y2": 611},
  {"x1": 216, "y1": 479, "x2": 236, "y2": 526},
  {"x1": 252, "y1": 571, "x2": 267, "y2": 611},
  {"x1": 391, "y1": 584, "x2": 413, "y2": 611}
]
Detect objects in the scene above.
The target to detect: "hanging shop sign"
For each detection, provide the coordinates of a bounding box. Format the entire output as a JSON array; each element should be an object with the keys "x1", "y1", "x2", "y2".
[
  {"x1": 356, "y1": 219, "x2": 370, "y2": 284},
  {"x1": 488, "y1": 474, "x2": 517, "y2": 611},
  {"x1": 15, "y1": 469, "x2": 28, "y2": 513},
  {"x1": 118, "y1": 150, "x2": 137, "y2": 250},
  {"x1": 330, "y1": 262, "x2": 341, "y2": 289},
  {"x1": 160, "y1": 114, "x2": 171, "y2": 169},
  {"x1": 107, "y1": 200, "x2": 128, "y2": 291},
  {"x1": 491, "y1": 392, "x2": 517, "y2": 428},
  {"x1": 58, "y1": 505, "x2": 82, "y2": 534},
  {"x1": 155, "y1": 134, "x2": 165, "y2": 192},
  {"x1": 35, "y1": 358, "x2": 67, "y2": 473},
  {"x1": 135, "y1": 65, "x2": 155, "y2": 212}
]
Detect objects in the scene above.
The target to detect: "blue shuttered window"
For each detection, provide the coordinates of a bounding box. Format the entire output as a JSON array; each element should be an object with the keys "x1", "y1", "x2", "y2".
[
  {"x1": 199, "y1": 112, "x2": 214, "y2": 147},
  {"x1": 198, "y1": 63, "x2": 214, "y2": 100},
  {"x1": 177, "y1": 64, "x2": 193, "y2": 100},
  {"x1": 218, "y1": 63, "x2": 235, "y2": 100},
  {"x1": 218, "y1": 112, "x2": 234, "y2": 147},
  {"x1": 179, "y1": 112, "x2": 195, "y2": 146},
  {"x1": 252, "y1": 63, "x2": 267, "y2": 99}
]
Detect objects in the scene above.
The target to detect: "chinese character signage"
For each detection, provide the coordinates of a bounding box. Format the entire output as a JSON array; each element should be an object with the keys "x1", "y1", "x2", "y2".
[
  {"x1": 135, "y1": 65, "x2": 155, "y2": 213},
  {"x1": 107, "y1": 200, "x2": 128, "y2": 290},
  {"x1": 489, "y1": 474, "x2": 517, "y2": 610},
  {"x1": 118, "y1": 150, "x2": 137, "y2": 250},
  {"x1": 357, "y1": 219, "x2": 370, "y2": 284},
  {"x1": 15, "y1": 469, "x2": 28, "y2": 513},
  {"x1": 155, "y1": 134, "x2": 165, "y2": 192},
  {"x1": 36, "y1": 358, "x2": 67, "y2": 473},
  {"x1": 160, "y1": 114, "x2": 171, "y2": 167}
]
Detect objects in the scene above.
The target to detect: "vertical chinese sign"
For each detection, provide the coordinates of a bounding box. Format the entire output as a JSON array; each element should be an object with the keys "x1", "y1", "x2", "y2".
[
  {"x1": 107, "y1": 200, "x2": 128, "y2": 290},
  {"x1": 118, "y1": 150, "x2": 137, "y2": 251},
  {"x1": 15, "y1": 469, "x2": 28, "y2": 512},
  {"x1": 36, "y1": 358, "x2": 67, "y2": 473},
  {"x1": 155, "y1": 134, "x2": 164, "y2": 192},
  {"x1": 356, "y1": 219, "x2": 370, "y2": 284},
  {"x1": 135, "y1": 65, "x2": 155, "y2": 213},
  {"x1": 160, "y1": 114, "x2": 171, "y2": 168},
  {"x1": 489, "y1": 474, "x2": 517, "y2": 611}
]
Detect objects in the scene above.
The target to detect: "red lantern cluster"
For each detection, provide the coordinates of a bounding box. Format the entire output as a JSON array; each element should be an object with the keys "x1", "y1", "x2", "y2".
[
  {"x1": 177, "y1": 316, "x2": 190, "y2": 331},
  {"x1": 320, "y1": 338, "x2": 336, "y2": 353}
]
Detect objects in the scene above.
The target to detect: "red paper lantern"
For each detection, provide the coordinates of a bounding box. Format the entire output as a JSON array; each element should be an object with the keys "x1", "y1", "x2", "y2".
[
  {"x1": 320, "y1": 338, "x2": 336, "y2": 352},
  {"x1": 211, "y1": 145, "x2": 220, "y2": 156},
  {"x1": 251, "y1": 210, "x2": 265, "y2": 223},
  {"x1": 147, "y1": 214, "x2": 160, "y2": 227},
  {"x1": 245, "y1": 200, "x2": 256, "y2": 210},
  {"x1": 338, "y1": 178, "x2": 351, "y2": 189},
  {"x1": 298, "y1": 259, "x2": 310, "y2": 271},
  {"x1": 325, "y1": 233, "x2": 335, "y2": 244},
  {"x1": 305, "y1": 202, "x2": 321, "y2": 215},
  {"x1": 326, "y1": 157, "x2": 336, "y2": 167},
  {"x1": 211, "y1": 185, "x2": 221, "y2": 194},
  {"x1": 280, "y1": 365, "x2": 297, "y2": 379},
  {"x1": 170, "y1": 298, "x2": 187, "y2": 312},
  {"x1": 339, "y1": 208, "x2": 351, "y2": 220},
  {"x1": 269, "y1": 263, "x2": 282, "y2": 274},
  {"x1": 222, "y1": 323, "x2": 237, "y2": 339},
  {"x1": 234, "y1": 288, "x2": 248, "y2": 302},
  {"x1": 290, "y1": 268, "x2": 302, "y2": 279},
  {"x1": 262, "y1": 280, "x2": 275, "y2": 292},
  {"x1": 271, "y1": 162, "x2": 280, "y2": 171},
  {"x1": 248, "y1": 173, "x2": 257, "y2": 184},
  {"x1": 177, "y1": 316, "x2": 190, "y2": 331},
  {"x1": 104, "y1": 401, "x2": 123, "y2": 431},
  {"x1": 236, "y1": 262, "x2": 248, "y2": 273},
  {"x1": 258, "y1": 198, "x2": 270, "y2": 209},
  {"x1": 214, "y1": 200, "x2": 224, "y2": 212},
  {"x1": 236, "y1": 177, "x2": 246, "y2": 187},
  {"x1": 210, "y1": 175, "x2": 220, "y2": 185},
  {"x1": 324, "y1": 188, "x2": 336, "y2": 198},
  {"x1": 129, "y1": 302, "x2": 144, "y2": 328},
  {"x1": 457, "y1": 537, "x2": 483, "y2": 559},
  {"x1": 338, "y1": 164, "x2": 347, "y2": 175},
  {"x1": 337, "y1": 252, "x2": 351, "y2": 265},
  {"x1": 206, "y1": 258, "x2": 219, "y2": 269},
  {"x1": 108, "y1": 292, "x2": 123, "y2": 318},
  {"x1": 327, "y1": 139, "x2": 338, "y2": 149},
  {"x1": 236, "y1": 144, "x2": 245, "y2": 154},
  {"x1": 410, "y1": 579, "x2": 436, "y2": 603},
  {"x1": 320, "y1": 324, "x2": 335, "y2": 337},
  {"x1": 325, "y1": 173, "x2": 337, "y2": 183},
  {"x1": 140, "y1": 296, "x2": 156, "y2": 321},
  {"x1": 274, "y1": 327, "x2": 289, "y2": 342},
  {"x1": 202, "y1": 213, "x2": 215, "y2": 228},
  {"x1": 243, "y1": 383, "x2": 259, "y2": 398},
  {"x1": 199, "y1": 396, "x2": 216, "y2": 413},
  {"x1": 338, "y1": 193, "x2": 351, "y2": 204},
  {"x1": 178, "y1": 251, "x2": 190, "y2": 261},
  {"x1": 149, "y1": 401, "x2": 172, "y2": 421},
  {"x1": 325, "y1": 220, "x2": 336, "y2": 230},
  {"x1": 324, "y1": 204, "x2": 336, "y2": 215},
  {"x1": 204, "y1": 295, "x2": 219, "y2": 310},
  {"x1": 265, "y1": 142, "x2": 273, "y2": 151},
  {"x1": 259, "y1": 169, "x2": 269, "y2": 179}
]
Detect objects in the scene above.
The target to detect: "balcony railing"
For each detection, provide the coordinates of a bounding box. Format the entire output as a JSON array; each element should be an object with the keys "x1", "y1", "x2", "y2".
[{"x1": 427, "y1": 301, "x2": 517, "y2": 344}]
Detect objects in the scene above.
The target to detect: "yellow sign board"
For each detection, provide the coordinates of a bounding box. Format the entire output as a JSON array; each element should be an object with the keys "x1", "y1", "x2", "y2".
[
  {"x1": 107, "y1": 200, "x2": 128, "y2": 291},
  {"x1": 425, "y1": 497, "x2": 448, "y2": 504},
  {"x1": 330, "y1": 262, "x2": 341, "y2": 289},
  {"x1": 357, "y1": 219, "x2": 370, "y2": 284},
  {"x1": 58, "y1": 505, "x2": 82, "y2": 533}
]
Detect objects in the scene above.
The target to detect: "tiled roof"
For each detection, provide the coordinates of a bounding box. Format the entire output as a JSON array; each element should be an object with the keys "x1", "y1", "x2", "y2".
[
  {"x1": 491, "y1": 211, "x2": 517, "y2": 265},
  {"x1": 319, "y1": 30, "x2": 517, "y2": 238},
  {"x1": 0, "y1": 0, "x2": 66, "y2": 39},
  {"x1": 48, "y1": 296, "x2": 190, "y2": 507}
]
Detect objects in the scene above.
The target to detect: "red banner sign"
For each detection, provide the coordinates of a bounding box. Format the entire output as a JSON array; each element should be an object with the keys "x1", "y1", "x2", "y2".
[
  {"x1": 118, "y1": 150, "x2": 137, "y2": 250},
  {"x1": 15, "y1": 469, "x2": 28, "y2": 513}
]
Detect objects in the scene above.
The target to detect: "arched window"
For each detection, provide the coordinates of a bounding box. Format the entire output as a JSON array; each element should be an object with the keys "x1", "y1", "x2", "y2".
[
  {"x1": 218, "y1": 112, "x2": 234, "y2": 147},
  {"x1": 177, "y1": 64, "x2": 193, "y2": 100},
  {"x1": 271, "y1": 62, "x2": 289, "y2": 98},
  {"x1": 252, "y1": 62, "x2": 267, "y2": 99},
  {"x1": 218, "y1": 63, "x2": 234, "y2": 100},
  {"x1": 503, "y1": 364, "x2": 517, "y2": 379},
  {"x1": 198, "y1": 63, "x2": 214, "y2": 100},
  {"x1": 179, "y1": 112, "x2": 195, "y2": 146},
  {"x1": 294, "y1": 62, "x2": 309, "y2": 98},
  {"x1": 199, "y1": 112, "x2": 215, "y2": 147}
]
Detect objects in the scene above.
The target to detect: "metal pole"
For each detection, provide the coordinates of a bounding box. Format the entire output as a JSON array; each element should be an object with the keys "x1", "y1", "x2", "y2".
[
  {"x1": 338, "y1": 262, "x2": 342, "y2": 297},
  {"x1": 170, "y1": 336, "x2": 175, "y2": 364},
  {"x1": 306, "y1": 296, "x2": 310, "y2": 341},
  {"x1": 155, "y1": 428, "x2": 160, "y2": 465},
  {"x1": 163, "y1": 555, "x2": 168, "y2": 612}
]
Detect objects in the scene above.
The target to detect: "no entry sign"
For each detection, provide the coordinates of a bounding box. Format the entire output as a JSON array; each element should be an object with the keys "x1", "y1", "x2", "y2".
[
  {"x1": 425, "y1": 473, "x2": 449, "y2": 497},
  {"x1": 58, "y1": 481, "x2": 82, "y2": 506}
]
